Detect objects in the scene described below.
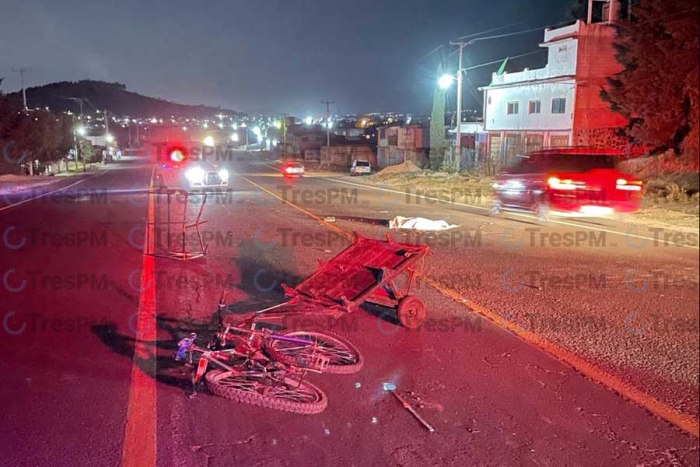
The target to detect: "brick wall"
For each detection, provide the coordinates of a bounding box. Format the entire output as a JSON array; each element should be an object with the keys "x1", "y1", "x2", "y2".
[{"x1": 573, "y1": 23, "x2": 628, "y2": 132}]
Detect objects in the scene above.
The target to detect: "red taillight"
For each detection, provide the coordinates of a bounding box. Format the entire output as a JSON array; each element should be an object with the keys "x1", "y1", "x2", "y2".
[
  {"x1": 547, "y1": 176, "x2": 583, "y2": 190},
  {"x1": 616, "y1": 178, "x2": 643, "y2": 191}
]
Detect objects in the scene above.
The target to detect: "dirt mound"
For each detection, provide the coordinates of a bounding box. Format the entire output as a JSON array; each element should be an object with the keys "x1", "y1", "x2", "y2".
[{"x1": 377, "y1": 161, "x2": 422, "y2": 175}]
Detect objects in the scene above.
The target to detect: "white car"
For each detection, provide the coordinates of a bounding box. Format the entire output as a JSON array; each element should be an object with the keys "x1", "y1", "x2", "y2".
[
  {"x1": 155, "y1": 159, "x2": 229, "y2": 191},
  {"x1": 281, "y1": 161, "x2": 305, "y2": 177},
  {"x1": 350, "y1": 159, "x2": 371, "y2": 176}
]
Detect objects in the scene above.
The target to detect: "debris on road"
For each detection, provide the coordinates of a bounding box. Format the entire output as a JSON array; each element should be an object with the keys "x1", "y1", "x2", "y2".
[
  {"x1": 389, "y1": 216, "x2": 458, "y2": 231},
  {"x1": 392, "y1": 390, "x2": 436, "y2": 433}
]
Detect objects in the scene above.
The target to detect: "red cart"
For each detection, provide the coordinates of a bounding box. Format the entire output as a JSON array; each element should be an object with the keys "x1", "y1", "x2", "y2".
[{"x1": 237, "y1": 234, "x2": 430, "y2": 329}]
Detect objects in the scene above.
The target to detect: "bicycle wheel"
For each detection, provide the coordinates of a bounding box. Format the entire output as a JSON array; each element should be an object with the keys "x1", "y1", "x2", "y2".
[
  {"x1": 263, "y1": 330, "x2": 364, "y2": 375},
  {"x1": 205, "y1": 369, "x2": 327, "y2": 415}
]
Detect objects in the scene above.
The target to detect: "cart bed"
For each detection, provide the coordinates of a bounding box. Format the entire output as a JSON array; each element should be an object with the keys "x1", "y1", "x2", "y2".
[{"x1": 288, "y1": 235, "x2": 429, "y2": 311}]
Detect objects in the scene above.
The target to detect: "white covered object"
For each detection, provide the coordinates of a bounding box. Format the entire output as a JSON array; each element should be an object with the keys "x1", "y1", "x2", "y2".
[{"x1": 389, "y1": 216, "x2": 458, "y2": 231}]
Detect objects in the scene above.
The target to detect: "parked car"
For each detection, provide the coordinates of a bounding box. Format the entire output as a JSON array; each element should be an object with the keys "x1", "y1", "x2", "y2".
[
  {"x1": 491, "y1": 147, "x2": 643, "y2": 220},
  {"x1": 154, "y1": 158, "x2": 229, "y2": 191},
  {"x1": 281, "y1": 161, "x2": 305, "y2": 177},
  {"x1": 350, "y1": 159, "x2": 372, "y2": 176}
]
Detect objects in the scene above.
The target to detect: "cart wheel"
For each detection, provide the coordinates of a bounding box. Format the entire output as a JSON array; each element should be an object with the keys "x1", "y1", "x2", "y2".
[{"x1": 396, "y1": 296, "x2": 426, "y2": 329}]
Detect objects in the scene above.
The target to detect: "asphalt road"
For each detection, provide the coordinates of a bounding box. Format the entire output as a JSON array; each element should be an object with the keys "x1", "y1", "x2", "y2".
[{"x1": 0, "y1": 155, "x2": 697, "y2": 467}]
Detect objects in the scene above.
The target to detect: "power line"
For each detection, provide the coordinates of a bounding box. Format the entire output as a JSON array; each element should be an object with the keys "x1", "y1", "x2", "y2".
[
  {"x1": 464, "y1": 74, "x2": 483, "y2": 107},
  {"x1": 452, "y1": 18, "x2": 536, "y2": 41},
  {"x1": 466, "y1": 24, "x2": 553, "y2": 45},
  {"x1": 464, "y1": 49, "x2": 547, "y2": 71},
  {"x1": 445, "y1": 20, "x2": 571, "y2": 59},
  {"x1": 419, "y1": 18, "x2": 537, "y2": 64}
]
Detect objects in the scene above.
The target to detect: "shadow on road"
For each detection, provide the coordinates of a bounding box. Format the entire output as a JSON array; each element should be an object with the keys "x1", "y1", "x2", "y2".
[{"x1": 91, "y1": 315, "x2": 217, "y2": 392}]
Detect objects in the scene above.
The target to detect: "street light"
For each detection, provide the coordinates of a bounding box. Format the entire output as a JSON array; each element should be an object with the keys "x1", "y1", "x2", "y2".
[
  {"x1": 230, "y1": 133, "x2": 239, "y2": 142},
  {"x1": 438, "y1": 74, "x2": 455, "y2": 89},
  {"x1": 438, "y1": 65, "x2": 464, "y2": 170},
  {"x1": 76, "y1": 126, "x2": 86, "y2": 136},
  {"x1": 106, "y1": 134, "x2": 115, "y2": 144},
  {"x1": 203, "y1": 136, "x2": 215, "y2": 147},
  {"x1": 304, "y1": 116, "x2": 313, "y2": 126}
]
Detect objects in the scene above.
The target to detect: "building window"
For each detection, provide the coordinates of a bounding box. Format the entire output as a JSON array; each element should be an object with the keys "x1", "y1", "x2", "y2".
[
  {"x1": 551, "y1": 97, "x2": 566, "y2": 114},
  {"x1": 528, "y1": 100, "x2": 541, "y2": 114},
  {"x1": 301, "y1": 136, "x2": 309, "y2": 142},
  {"x1": 506, "y1": 102, "x2": 519, "y2": 115}
]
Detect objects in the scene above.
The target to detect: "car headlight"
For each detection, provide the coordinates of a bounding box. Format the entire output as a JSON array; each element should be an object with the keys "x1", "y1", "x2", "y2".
[
  {"x1": 185, "y1": 167, "x2": 205, "y2": 183},
  {"x1": 218, "y1": 169, "x2": 229, "y2": 180}
]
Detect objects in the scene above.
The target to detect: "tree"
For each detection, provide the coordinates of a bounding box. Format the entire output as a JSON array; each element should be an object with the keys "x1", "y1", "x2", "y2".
[
  {"x1": 79, "y1": 139, "x2": 95, "y2": 163},
  {"x1": 1, "y1": 80, "x2": 74, "y2": 174},
  {"x1": 429, "y1": 63, "x2": 447, "y2": 170},
  {"x1": 603, "y1": 0, "x2": 699, "y2": 161}
]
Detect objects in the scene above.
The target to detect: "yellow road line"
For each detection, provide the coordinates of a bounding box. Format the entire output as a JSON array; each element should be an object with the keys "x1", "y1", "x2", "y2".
[
  {"x1": 121, "y1": 171, "x2": 158, "y2": 467},
  {"x1": 241, "y1": 175, "x2": 699, "y2": 438}
]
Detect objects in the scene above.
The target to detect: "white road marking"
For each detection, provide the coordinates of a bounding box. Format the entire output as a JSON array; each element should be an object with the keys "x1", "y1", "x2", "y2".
[{"x1": 0, "y1": 171, "x2": 109, "y2": 212}]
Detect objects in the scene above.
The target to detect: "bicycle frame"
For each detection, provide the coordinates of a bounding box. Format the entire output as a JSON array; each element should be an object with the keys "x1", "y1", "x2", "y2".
[{"x1": 175, "y1": 328, "x2": 330, "y2": 386}]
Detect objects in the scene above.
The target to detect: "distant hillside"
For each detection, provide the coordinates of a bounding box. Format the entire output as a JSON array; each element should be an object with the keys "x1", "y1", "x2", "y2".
[{"x1": 6, "y1": 80, "x2": 240, "y2": 119}]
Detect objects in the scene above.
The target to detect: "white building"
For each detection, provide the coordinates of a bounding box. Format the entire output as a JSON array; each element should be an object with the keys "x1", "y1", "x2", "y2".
[{"x1": 480, "y1": 3, "x2": 628, "y2": 166}]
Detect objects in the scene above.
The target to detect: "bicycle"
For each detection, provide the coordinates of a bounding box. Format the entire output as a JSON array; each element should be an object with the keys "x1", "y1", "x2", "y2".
[{"x1": 174, "y1": 319, "x2": 363, "y2": 414}]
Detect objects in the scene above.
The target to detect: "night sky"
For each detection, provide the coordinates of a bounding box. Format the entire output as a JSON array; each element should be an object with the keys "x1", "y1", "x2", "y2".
[{"x1": 1, "y1": 0, "x2": 573, "y2": 116}]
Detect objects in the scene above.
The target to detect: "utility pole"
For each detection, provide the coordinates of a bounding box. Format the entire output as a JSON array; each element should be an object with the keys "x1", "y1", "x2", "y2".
[
  {"x1": 11, "y1": 67, "x2": 31, "y2": 110},
  {"x1": 449, "y1": 40, "x2": 467, "y2": 171},
  {"x1": 321, "y1": 100, "x2": 335, "y2": 149},
  {"x1": 67, "y1": 97, "x2": 85, "y2": 120},
  {"x1": 66, "y1": 98, "x2": 86, "y2": 171},
  {"x1": 282, "y1": 113, "x2": 289, "y2": 159}
]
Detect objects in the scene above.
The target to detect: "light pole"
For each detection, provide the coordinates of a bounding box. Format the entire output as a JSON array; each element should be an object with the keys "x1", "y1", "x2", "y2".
[
  {"x1": 282, "y1": 114, "x2": 288, "y2": 159},
  {"x1": 449, "y1": 40, "x2": 468, "y2": 171},
  {"x1": 75, "y1": 125, "x2": 86, "y2": 172},
  {"x1": 438, "y1": 42, "x2": 468, "y2": 171},
  {"x1": 321, "y1": 100, "x2": 335, "y2": 150}
]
